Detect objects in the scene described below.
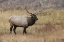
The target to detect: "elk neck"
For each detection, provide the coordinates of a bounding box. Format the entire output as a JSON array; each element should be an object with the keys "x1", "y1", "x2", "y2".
[{"x1": 27, "y1": 17, "x2": 36, "y2": 26}]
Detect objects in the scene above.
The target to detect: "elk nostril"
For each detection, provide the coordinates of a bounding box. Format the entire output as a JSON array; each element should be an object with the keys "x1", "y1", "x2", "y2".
[{"x1": 36, "y1": 18, "x2": 38, "y2": 20}]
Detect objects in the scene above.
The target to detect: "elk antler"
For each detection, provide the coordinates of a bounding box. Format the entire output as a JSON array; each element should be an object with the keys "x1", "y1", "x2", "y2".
[
  {"x1": 25, "y1": 6, "x2": 33, "y2": 14},
  {"x1": 35, "y1": 9, "x2": 43, "y2": 15}
]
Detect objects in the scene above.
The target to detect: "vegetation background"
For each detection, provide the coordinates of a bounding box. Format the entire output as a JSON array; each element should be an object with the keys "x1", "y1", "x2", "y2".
[{"x1": 0, "y1": 0, "x2": 64, "y2": 42}]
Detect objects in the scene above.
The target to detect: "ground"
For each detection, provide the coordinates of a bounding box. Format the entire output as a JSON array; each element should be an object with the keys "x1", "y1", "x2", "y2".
[{"x1": 0, "y1": 24, "x2": 64, "y2": 42}]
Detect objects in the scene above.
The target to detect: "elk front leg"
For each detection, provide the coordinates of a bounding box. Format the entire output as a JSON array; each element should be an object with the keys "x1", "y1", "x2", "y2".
[{"x1": 23, "y1": 28, "x2": 27, "y2": 34}]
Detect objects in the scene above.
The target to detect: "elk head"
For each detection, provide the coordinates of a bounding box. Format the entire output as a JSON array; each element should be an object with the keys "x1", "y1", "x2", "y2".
[{"x1": 25, "y1": 6, "x2": 38, "y2": 21}]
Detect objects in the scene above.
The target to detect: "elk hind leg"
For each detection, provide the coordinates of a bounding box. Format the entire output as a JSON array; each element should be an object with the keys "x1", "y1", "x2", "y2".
[
  {"x1": 10, "y1": 26, "x2": 13, "y2": 33},
  {"x1": 13, "y1": 25, "x2": 17, "y2": 34}
]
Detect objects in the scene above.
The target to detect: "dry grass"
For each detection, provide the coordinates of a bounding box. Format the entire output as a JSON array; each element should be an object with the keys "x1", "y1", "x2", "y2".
[
  {"x1": 0, "y1": 10, "x2": 64, "y2": 42},
  {"x1": 0, "y1": 34, "x2": 44, "y2": 42}
]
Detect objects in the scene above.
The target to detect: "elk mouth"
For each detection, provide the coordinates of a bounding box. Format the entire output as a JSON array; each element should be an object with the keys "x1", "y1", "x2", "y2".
[{"x1": 36, "y1": 18, "x2": 38, "y2": 20}]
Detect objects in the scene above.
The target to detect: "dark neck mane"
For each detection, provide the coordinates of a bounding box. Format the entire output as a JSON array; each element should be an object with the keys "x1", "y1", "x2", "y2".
[{"x1": 27, "y1": 17, "x2": 36, "y2": 26}]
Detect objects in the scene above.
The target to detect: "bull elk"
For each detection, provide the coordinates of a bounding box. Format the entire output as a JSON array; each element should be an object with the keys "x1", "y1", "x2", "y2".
[{"x1": 9, "y1": 6, "x2": 42, "y2": 34}]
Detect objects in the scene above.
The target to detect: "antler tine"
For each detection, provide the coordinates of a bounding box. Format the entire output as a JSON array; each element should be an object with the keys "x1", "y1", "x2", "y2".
[
  {"x1": 25, "y1": 6, "x2": 33, "y2": 14},
  {"x1": 35, "y1": 9, "x2": 43, "y2": 15}
]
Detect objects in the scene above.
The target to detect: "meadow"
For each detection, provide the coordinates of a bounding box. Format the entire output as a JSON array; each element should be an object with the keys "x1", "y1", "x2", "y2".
[{"x1": 0, "y1": 9, "x2": 64, "y2": 42}]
